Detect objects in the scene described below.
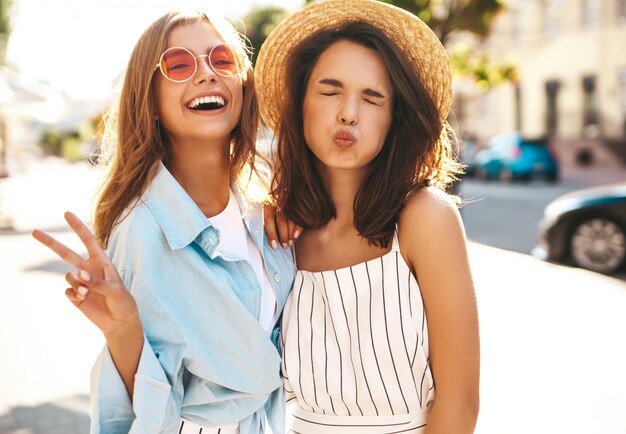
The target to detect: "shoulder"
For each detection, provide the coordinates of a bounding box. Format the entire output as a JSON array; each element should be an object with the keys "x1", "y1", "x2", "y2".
[
  {"x1": 107, "y1": 200, "x2": 165, "y2": 259},
  {"x1": 397, "y1": 187, "x2": 466, "y2": 269},
  {"x1": 399, "y1": 186, "x2": 461, "y2": 234}
]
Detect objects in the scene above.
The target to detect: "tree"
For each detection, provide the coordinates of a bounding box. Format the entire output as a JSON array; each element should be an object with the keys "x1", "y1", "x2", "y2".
[
  {"x1": 241, "y1": 6, "x2": 288, "y2": 64},
  {"x1": 304, "y1": 0, "x2": 503, "y2": 44},
  {"x1": 0, "y1": 0, "x2": 12, "y2": 64}
]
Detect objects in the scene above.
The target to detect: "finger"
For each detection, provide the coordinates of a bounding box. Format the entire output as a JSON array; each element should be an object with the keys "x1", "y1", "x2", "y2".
[
  {"x1": 293, "y1": 225, "x2": 303, "y2": 240},
  {"x1": 66, "y1": 271, "x2": 89, "y2": 299},
  {"x1": 276, "y1": 213, "x2": 290, "y2": 248},
  {"x1": 76, "y1": 263, "x2": 126, "y2": 296},
  {"x1": 102, "y1": 262, "x2": 123, "y2": 283},
  {"x1": 32, "y1": 229, "x2": 84, "y2": 268},
  {"x1": 64, "y1": 212, "x2": 106, "y2": 259},
  {"x1": 287, "y1": 220, "x2": 295, "y2": 246},
  {"x1": 263, "y1": 205, "x2": 279, "y2": 249},
  {"x1": 65, "y1": 287, "x2": 85, "y2": 307}
]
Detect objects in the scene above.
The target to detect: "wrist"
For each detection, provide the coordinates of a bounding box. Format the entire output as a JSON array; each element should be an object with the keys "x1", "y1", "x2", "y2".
[{"x1": 104, "y1": 318, "x2": 144, "y2": 344}]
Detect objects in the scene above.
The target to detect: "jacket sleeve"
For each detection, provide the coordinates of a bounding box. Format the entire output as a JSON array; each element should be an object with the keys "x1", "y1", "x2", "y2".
[
  {"x1": 89, "y1": 334, "x2": 180, "y2": 434},
  {"x1": 88, "y1": 263, "x2": 184, "y2": 434}
]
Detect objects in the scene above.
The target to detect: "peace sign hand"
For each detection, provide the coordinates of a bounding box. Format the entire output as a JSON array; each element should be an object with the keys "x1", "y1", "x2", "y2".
[{"x1": 32, "y1": 212, "x2": 141, "y2": 337}]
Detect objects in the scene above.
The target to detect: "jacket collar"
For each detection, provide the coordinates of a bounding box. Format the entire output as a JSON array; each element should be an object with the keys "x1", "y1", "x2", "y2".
[{"x1": 141, "y1": 162, "x2": 265, "y2": 255}]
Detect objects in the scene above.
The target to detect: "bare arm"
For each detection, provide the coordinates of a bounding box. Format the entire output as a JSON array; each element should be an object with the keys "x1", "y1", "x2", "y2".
[
  {"x1": 399, "y1": 189, "x2": 480, "y2": 433},
  {"x1": 32, "y1": 212, "x2": 144, "y2": 397}
]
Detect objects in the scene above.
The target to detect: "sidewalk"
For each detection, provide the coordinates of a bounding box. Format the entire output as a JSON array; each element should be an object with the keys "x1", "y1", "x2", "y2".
[
  {"x1": 561, "y1": 164, "x2": 626, "y2": 186},
  {"x1": 0, "y1": 157, "x2": 104, "y2": 232}
]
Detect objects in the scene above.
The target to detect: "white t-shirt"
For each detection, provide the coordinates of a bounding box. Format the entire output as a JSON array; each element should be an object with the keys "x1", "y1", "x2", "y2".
[{"x1": 208, "y1": 190, "x2": 277, "y2": 332}]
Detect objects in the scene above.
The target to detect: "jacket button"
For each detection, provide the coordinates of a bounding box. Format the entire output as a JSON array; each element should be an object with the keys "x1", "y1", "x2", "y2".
[{"x1": 274, "y1": 274, "x2": 281, "y2": 283}]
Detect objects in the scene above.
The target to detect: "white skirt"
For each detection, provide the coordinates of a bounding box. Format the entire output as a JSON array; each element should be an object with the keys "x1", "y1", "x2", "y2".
[
  {"x1": 286, "y1": 405, "x2": 429, "y2": 434},
  {"x1": 179, "y1": 418, "x2": 239, "y2": 434}
]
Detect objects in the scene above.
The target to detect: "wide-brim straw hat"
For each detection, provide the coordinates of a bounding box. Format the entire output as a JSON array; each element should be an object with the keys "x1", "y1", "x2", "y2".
[{"x1": 255, "y1": 0, "x2": 452, "y2": 132}]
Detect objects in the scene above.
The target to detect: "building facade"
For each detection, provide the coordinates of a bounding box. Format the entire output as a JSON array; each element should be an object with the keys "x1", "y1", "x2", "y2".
[{"x1": 453, "y1": 0, "x2": 626, "y2": 166}]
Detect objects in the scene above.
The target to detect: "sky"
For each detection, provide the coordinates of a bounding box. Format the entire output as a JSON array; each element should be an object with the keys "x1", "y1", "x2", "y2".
[{"x1": 6, "y1": 0, "x2": 303, "y2": 101}]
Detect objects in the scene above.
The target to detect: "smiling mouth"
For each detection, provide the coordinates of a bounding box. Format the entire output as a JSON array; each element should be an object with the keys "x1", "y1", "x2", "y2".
[{"x1": 187, "y1": 95, "x2": 226, "y2": 111}]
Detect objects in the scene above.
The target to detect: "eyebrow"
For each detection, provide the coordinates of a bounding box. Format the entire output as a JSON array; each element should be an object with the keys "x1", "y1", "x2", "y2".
[{"x1": 318, "y1": 78, "x2": 387, "y2": 99}]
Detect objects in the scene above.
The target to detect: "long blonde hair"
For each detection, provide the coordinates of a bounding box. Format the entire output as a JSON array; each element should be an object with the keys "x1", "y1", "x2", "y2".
[{"x1": 94, "y1": 11, "x2": 259, "y2": 247}]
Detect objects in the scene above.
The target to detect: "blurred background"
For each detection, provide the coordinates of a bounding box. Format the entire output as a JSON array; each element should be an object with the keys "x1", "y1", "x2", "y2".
[{"x1": 1, "y1": 0, "x2": 626, "y2": 433}]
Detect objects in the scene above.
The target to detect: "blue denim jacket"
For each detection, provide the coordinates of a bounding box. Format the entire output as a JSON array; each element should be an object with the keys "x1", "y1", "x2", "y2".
[{"x1": 89, "y1": 162, "x2": 295, "y2": 434}]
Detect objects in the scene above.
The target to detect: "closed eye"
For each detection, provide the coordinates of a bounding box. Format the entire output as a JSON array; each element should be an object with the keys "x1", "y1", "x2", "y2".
[{"x1": 364, "y1": 98, "x2": 381, "y2": 106}]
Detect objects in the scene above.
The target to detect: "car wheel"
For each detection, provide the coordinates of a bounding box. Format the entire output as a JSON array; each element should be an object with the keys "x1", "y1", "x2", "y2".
[
  {"x1": 569, "y1": 217, "x2": 626, "y2": 273},
  {"x1": 546, "y1": 171, "x2": 559, "y2": 183}
]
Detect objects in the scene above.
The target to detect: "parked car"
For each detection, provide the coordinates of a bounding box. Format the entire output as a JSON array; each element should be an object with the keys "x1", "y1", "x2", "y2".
[
  {"x1": 473, "y1": 132, "x2": 559, "y2": 182},
  {"x1": 532, "y1": 182, "x2": 626, "y2": 274},
  {"x1": 459, "y1": 137, "x2": 478, "y2": 177}
]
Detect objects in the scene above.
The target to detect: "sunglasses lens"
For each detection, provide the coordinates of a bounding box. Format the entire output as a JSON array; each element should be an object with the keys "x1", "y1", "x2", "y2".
[
  {"x1": 160, "y1": 48, "x2": 196, "y2": 82},
  {"x1": 210, "y1": 44, "x2": 244, "y2": 77}
]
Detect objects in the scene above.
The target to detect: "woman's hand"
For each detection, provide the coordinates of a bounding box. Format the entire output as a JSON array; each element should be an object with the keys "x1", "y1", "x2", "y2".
[
  {"x1": 32, "y1": 212, "x2": 141, "y2": 338},
  {"x1": 263, "y1": 204, "x2": 302, "y2": 249}
]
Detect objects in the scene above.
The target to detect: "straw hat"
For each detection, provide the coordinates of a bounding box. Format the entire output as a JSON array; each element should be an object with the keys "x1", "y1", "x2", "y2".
[{"x1": 255, "y1": 0, "x2": 452, "y2": 132}]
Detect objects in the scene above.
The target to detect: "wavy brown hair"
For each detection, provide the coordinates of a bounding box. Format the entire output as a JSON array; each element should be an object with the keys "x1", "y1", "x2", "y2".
[
  {"x1": 271, "y1": 22, "x2": 461, "y2": 248},
  {"x1": 94, "y1": 11, "x2": 259, "y2": 247}
]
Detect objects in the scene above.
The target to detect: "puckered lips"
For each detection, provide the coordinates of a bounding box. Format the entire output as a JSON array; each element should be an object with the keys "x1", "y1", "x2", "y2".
[
  {"x1": 333, "y1": 128, "x2": 357, "y2": 148},
  {"x1": 185, "y1": 92, "x2": 228, "y2": 114}
]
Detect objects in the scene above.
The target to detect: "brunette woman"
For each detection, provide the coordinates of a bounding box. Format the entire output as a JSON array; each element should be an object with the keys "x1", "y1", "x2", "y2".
[{"x1": 256, "y1": 1, "x2": 479, "y2": 432}]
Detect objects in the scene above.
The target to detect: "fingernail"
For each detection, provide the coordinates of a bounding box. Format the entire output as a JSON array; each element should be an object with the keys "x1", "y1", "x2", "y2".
[
  {"x1": 282, "y1": 242, "x2": 288, "y2": 249},
  {"x1": 77, "y1": 286, "x2": 88, "y2": 296},
  {"x1": 271, "y1": 240, "x2": 278, "y2": 250},
  {"x1": 293, "y1": 230, "x2": 301, "y2": 239},
  {"x1": 79, "y1": 270, "x2": 91, "y2": 282},
  {"x1": 288, "y1": 240, "x2": 294, "y2": 247}
]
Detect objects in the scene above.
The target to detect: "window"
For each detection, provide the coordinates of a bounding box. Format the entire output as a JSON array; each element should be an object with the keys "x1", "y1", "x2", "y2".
[
  {"x1": 582, "y1": 75, "x2": 599, "y2": 137},
  {"x1": 512, "y1": 8, "x2": 524, "y2": 43},
  {"x1": 545, "y1": 0, "x2": 560, "y2": 36},
  {"x1": 618, "y1": 0, "x2": 626, "y2": 21},
  {"x1": 617, "y1": 68, "x2": 626, "y2": 139},
  {"x1": 582, "y1": 0, "x2": 598, "y2": 27},
  {"x1": 545, "y1": 80, "x2": 561, "y2": 137},
  {"x1": 514, "y1": 83, "x2": 523, "y2": 131}
]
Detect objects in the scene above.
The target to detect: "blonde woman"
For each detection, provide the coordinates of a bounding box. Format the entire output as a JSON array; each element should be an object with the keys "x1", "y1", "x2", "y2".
[{"x1": 33, "y1": 10, "x2": 294, "y2": 434}]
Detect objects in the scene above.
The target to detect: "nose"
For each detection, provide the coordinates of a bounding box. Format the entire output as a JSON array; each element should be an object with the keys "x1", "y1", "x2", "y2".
[
  {"x1": 338, "y1": 96, "x2": 358, "y2": 125},
  {"x1": 193, "y1": 54, "x2": 217, "y2": 84}
]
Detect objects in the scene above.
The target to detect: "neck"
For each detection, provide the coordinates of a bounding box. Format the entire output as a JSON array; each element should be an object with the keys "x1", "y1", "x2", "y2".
[
  {"x1": 317, "y1": 164, "x2": 367, "y2": 227},
  {"x1": 167, "y1": 138, "x2": 231, "y2": 217}
]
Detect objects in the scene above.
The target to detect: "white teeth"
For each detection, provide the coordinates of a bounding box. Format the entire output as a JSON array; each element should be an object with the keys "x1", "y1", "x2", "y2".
[{"x1": 187, "y1": 95, "x2": 226, "y2": 109}]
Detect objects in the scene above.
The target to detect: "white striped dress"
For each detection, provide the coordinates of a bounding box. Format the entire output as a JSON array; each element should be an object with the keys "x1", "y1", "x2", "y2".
[{"x1": 281, "y1": 232, "x2": 435, "y2": 433}]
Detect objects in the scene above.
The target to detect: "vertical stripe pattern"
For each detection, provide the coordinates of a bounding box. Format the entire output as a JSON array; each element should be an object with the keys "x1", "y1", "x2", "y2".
[{"x1": 281, "y1": 232, "x2": 434, "y2": 433}]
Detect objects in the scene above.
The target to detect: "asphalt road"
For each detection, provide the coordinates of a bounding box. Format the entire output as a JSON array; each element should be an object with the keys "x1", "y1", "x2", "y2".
[{"x1": 459, "y1": 167, "x2": 626, "y2": 279}]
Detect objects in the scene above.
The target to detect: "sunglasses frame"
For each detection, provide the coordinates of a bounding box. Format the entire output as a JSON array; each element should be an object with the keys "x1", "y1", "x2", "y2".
[{"x1": 155, "y1": 44, "x2": 244, "y2": 83}]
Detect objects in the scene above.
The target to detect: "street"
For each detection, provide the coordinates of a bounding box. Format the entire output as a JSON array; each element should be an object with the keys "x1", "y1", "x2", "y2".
[{"x1": 1, "y1": 158, "x2": 626, "y2": 433}]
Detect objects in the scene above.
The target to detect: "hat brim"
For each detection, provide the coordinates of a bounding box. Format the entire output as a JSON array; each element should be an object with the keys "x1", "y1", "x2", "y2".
[{"x1": 255, "y1": 0, "x2": 452, "y2": 132}]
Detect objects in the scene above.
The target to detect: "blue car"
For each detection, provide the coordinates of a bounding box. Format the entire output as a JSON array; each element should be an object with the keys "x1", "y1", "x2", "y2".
[
  {"x1": 532, "y1": 182, "x2": 626, "y2": 273},
  {"x1": 473, "y1": 133, "x2": 559, "y2": 182}
]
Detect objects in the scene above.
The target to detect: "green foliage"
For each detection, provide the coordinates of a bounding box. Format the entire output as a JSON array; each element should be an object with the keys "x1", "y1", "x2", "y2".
[
  {"x1": 449, "y1": 41, "x2": 518, "y2": 91},
  {"x1": 40, "y1": 124, "x2": 98, "y2": 162},
  {"x1": 0, "y1": 0, "x2": 11, "y2": 36},
  {"x1": 40, "y1": 129, "x2": 64, "y2": 156},
  {"x1": 241, "y1": 6, "x2": 288, "y2": 64},
  {"x1": 305, "y1": 0, "x2": 504, "y2": 43},
  {"x1": 0, "y1": 0, "x2": 12, "y2": 64}
]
